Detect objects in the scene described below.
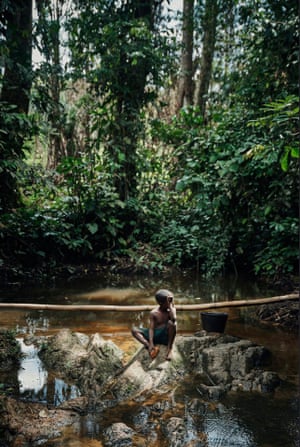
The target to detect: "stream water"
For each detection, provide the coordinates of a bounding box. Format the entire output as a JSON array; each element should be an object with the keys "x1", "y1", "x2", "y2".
[{"x1": 0, "y1": 271, "x2": 299, "y2": 446}]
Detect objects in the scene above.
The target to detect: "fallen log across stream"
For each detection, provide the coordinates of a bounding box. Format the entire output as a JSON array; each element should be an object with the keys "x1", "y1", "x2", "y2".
[{"x1": 0, "y1": 293, "x2": 298, "y2": 312}]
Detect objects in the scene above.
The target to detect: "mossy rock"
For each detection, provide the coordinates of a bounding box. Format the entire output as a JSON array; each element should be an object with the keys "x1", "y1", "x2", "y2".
[{"x1": 0, "y1": 331, "x2": 21, "y2": 371}]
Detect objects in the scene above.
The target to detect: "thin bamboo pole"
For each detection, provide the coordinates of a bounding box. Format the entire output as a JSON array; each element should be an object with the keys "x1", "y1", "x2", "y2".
[{"x1": 0, "y1": 293, "x2": 298, "y2": 312}]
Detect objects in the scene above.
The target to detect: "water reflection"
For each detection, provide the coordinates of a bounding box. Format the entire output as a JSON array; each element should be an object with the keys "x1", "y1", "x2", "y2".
[
  {"x1": 18, "y1": 339, "x2": 48, "y2": 399},
  {"x1": 52, "y1": 378, "x2": 81, "y2": 406},
  {"x1": 204, "y1": 403, "x2": 254, "y2": 446},
  {"x1": 0, "y1": 272, "x2": 279, "y2": 338},
  {"x1": 1, "y1": 272, "x2": 297, "y2": 447},
  {"x1": 18, "y1": 338, "x2": 80, "y2": 405},
  {"x1": 21, "y1": 314, "x2": 50, "y2": 335},
  {"x1": 0, "y1": 272, "x2": 274, "y2": 306}
]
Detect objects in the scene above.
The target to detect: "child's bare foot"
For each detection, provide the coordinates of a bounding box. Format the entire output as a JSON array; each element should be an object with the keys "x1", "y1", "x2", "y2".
[
  {"x1": 166, "y1": 349, "x2": 173, "y2": 361},
  {"x1": 149, "y1": 346, "x2": 160, "y2": 359}
]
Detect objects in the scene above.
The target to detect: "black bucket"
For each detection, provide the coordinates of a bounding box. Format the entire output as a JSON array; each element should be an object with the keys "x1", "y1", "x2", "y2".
[{"x1": 200, "y1": 312, "x2": 228, "y2": 333}]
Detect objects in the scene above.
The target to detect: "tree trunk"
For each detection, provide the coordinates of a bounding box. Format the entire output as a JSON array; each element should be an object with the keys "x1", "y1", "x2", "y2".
[
  {"x1": 108, "y1": 0, "x2": 160, "y2": 201},
  {"x1": 195, "y1": 0, "x2": 218, "y2": 118},
  {"x1": 35, "y1": 0, "x2": 65, "y2": 170},
  {"x1": 1, "y1": 0, "x2": 32, "y2": 113},
  {"x1": 177, "y1": 0, "x2": 194, "y2": 111},
  {"x1": 0, "y1": 293, "x2": 297, "y2": 312},
  {"x1": 0, "y1": 0, "x2": 33, "y2": 211}
]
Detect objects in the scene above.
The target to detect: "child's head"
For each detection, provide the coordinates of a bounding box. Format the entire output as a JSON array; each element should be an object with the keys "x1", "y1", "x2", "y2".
[{"x1": 155, "y1": 289, "x2": 173, "y2": 305}]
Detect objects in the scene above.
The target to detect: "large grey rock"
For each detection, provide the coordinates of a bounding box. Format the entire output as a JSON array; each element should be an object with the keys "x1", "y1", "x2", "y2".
[
  {"x1": 103, "y1": 422, "x2": 136, "y2": 446},
  {"x1": 161, "y1": 416, "x2": 208, "y2": 447},
  {"x1": 104, "y1": 333, "x2": 278, "y2": 403},
  {"x1": 38, "y1": 330, "x2": 280, "y2": 406},
  {"x1": 39, "y1": 329, "x2": 124, "y2": 395},
  {"x1": 1, "y1": 396, "x2": 80, "y2": 446}
]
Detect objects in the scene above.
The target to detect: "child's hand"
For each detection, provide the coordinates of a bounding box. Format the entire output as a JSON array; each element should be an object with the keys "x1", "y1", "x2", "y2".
[{"x1": 168, "y1": 296, "x2": 175, "y2": 308}]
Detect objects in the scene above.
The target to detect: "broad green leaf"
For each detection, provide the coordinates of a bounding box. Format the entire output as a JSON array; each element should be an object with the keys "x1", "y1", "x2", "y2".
[
  {"x1": 280, "y1": 149, "x2": 289, "y2": 172},
  {"x1": 86, "y1": 223, "x2": 98, "y2": 234},
  {"x1": 290, "y1": 147, "x2": 299, "y2": 158}
]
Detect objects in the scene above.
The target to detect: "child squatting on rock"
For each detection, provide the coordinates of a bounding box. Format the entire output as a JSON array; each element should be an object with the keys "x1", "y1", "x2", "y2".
[{"x1": 131, "y1": 289, "x2": 177, "y2": 361}]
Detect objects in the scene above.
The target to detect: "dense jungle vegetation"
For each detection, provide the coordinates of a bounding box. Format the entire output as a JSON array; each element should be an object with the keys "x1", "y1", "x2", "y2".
[{"x1": 0, "y1": 0, "x2": 298, "y2": 283}]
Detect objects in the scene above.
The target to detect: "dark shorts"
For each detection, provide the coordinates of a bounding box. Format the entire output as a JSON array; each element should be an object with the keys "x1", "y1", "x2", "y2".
[{"x1": 139, "y1": 326, "x2": 168, "y2": 346}]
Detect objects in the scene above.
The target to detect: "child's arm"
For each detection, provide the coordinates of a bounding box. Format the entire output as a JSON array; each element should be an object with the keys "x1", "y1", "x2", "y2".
[
  {"x1": 148, "y1": 312, "x2": 155, "y2": 351},
  {"x1": 167, "y1": 297, "x2": 177, "y2": 323}
]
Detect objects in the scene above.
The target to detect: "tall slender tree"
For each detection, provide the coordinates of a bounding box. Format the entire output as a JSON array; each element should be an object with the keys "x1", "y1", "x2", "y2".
[
  {"x1": 0, "y1": 0, "x2": 33, "y2": 211},
  {"x1": 177, "y1": 0, "x2": 194, "y2": 111},
  {"x1": 195, "y1": 0, "x2": 218, "y2": 118},
  {"x1": 35, "y1": 0, "x2": 66, "y2": 169},
  {"x1": 67, "y1": 0, "x2": 170, "y2": 202}
]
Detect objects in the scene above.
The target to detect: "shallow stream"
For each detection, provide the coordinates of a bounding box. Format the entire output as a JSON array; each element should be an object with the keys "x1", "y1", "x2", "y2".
[{"x1": 0, "y1": 272, "x2": 298, "y2": 446}]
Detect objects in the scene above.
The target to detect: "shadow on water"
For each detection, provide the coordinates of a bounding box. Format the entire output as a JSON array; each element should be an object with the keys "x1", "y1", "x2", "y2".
[{"x1": 0, "y1": 271, "x2": 298, "y2": 446}]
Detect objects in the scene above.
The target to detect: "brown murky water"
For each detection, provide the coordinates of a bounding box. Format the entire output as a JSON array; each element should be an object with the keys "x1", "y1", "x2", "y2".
[{"x1": 0, "y1": 272, "x2": 298, "y2": 446}]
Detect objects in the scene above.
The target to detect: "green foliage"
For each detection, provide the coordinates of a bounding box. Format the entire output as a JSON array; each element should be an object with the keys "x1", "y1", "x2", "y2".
[
  {"x1": 151, "y1": 203, "x2": 231, "y2": 277},
  {"x1": 147, "y1": 98, "x2": 298, "y2": 278},
  {"x1": 229, "y1": 0, "x2": 298, "y2": 107},
  {"x1": 253, "y1": 217, "x2": 298, "y2": 277},
  {"x1": 0, "y1": 162, "x2": 129, "y2": 265},
  {"x1": 65, "y1": 0, "x2": 176, "y2": 199},
  {"x1": 0, "y1": 106, "x2": 33, "y2": 154},
  {"x1": 248, "y1": 95, "x2": 299, "y2": 172},
  {"x1": 0, "y1": 330, "x2": 21, "y2": 366},
  {"x1": 0, "y1": 104, "x2": 36, "y2": 211},
  {"x1": 0, "y1": 0, "x2": 298, "y2": 282}
]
